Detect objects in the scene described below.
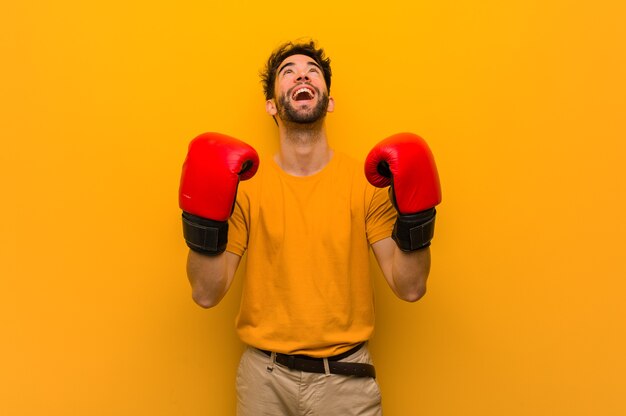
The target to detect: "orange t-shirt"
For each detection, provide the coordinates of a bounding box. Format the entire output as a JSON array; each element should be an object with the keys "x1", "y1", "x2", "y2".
[{"x1": 226, "y1": 151, "x2": 395, "y2": 357}]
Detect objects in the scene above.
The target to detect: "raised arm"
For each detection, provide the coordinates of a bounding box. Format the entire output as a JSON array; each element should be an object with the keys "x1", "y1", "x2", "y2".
[
  {"x1": 365, "y1": 132, "x2": 442, "y2": 302},
  {"x1": 178, "y1": 132, "x2": 258, "y2": 307}
]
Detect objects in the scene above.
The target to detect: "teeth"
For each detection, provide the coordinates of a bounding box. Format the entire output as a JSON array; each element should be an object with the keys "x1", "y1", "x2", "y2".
[{"x1": 293, "y1": 87, "x2": 314, "y2": 98}]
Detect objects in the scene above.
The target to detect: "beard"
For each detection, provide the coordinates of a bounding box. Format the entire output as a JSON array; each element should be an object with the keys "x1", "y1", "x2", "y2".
[{"x1": 276, "y1": 87, "x2": 330, "y2": 125}]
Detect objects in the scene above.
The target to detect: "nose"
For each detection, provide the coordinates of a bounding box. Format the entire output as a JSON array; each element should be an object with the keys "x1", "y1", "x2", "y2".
[{"x1": 296, "y1": 71, "x2": 310, "y2": 82}]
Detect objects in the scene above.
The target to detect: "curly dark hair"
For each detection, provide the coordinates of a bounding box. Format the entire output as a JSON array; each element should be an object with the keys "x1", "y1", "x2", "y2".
[{"x1": 260, "y1": 40, "x2": 332, "y2": 100}]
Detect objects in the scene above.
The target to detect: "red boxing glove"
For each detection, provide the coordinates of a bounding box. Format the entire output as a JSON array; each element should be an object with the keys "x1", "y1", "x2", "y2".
[
  {"x1": 179, "y1": 132, "x2": 259, "y2": 254},
  {"x1": 365, "y1": 132, "x2": 442, "y2": 251}
]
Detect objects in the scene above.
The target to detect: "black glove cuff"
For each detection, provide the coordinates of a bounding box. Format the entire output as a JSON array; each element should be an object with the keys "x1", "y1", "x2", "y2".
[
  {"x1": 392, "y1": 208, "x2": 436, "y2": 252},
  {"x1": 182, "y1": 212, "x2": 228, "y2": 255}
]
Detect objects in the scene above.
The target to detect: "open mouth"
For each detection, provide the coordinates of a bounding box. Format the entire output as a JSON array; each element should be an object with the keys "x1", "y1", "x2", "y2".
[{"x1": 292, "y1": 86, "x2": 315, "y2": 101}]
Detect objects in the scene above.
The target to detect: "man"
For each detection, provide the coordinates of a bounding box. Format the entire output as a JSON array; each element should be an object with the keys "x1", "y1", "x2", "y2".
[{"x1": 179, "y1": 40, "x2": 441, "y2": 415}]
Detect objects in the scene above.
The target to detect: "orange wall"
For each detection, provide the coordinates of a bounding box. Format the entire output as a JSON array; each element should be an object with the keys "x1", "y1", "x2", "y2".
[{"x1": 2, "y1": 1, "x2": 625, "y2": 415}]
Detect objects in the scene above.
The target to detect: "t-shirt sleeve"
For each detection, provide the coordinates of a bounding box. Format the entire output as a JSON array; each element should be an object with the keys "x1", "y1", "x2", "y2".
[{"x1": 365, "y1": 185, "x2": 396, "y2": 245}]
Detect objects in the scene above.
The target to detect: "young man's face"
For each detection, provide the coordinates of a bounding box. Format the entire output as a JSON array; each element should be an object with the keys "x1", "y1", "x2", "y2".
[{"x1": 266, "y1": 54, "x2": 334, "y2": 124}]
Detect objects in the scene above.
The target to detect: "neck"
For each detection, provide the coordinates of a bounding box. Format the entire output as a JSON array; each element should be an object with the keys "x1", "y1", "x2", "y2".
[{"x1": 275, "y1": 120, "x2": 333, "y2": 176}]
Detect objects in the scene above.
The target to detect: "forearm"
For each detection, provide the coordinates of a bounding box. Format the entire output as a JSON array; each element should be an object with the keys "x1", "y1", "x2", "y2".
[
  {"x1": 391, "y1": 246, "x2": 430, "y2": 302},
  {"x1": 372, "y1": 237, "x2": 430, "y2": 302},
  {"x1": 186, "y1": 250, "x2": 240, "y2": 308}
]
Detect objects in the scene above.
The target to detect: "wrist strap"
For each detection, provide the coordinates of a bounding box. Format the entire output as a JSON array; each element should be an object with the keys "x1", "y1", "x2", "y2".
[
  {"x1": 392, "y1": 208, "x2": 436, "y2": 251},
  {"x1": 182, "y1": 212, "x2": 228, "y2": 255}
]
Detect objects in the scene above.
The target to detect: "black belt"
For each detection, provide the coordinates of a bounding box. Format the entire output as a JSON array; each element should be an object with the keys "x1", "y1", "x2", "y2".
[{"x1": 258, "y1": 343, "x2": 376, "y2": 378}]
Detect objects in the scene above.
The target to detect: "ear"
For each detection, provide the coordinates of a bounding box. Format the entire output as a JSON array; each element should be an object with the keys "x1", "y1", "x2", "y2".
[
  {"x1": 266, "y1": 99, "x2": 277, "y2": 116},
  {"x1": 327, "y1": 96, "x2": 335, "y2": 113}
]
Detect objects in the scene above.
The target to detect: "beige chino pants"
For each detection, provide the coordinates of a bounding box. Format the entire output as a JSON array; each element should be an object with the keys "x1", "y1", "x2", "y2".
[{"x1": 236, "y1": 344, "x2": 383, "y2": 416}]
